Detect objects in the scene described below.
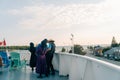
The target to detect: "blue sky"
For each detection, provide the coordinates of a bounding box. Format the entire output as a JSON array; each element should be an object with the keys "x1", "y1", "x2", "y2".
[{"x1": 0, "y1": 0, "x2": 120, "y2": 46}]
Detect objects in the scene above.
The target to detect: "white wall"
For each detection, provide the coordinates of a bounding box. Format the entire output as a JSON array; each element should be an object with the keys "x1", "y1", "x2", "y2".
[{"x1": 52, "y1": 53, "x2": 120, "y2": 80}]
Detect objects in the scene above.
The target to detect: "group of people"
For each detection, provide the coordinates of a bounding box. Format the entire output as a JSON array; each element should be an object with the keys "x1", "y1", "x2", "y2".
[{"x1": 29, "y1": 39, "x2": 56, "y2": 78}]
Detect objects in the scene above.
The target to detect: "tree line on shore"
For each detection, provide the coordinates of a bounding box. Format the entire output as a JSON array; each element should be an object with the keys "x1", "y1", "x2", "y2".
[
  {"x1": 0, "y1": 46, "x2": 29, "y2": 50},
  {"x1": 61, "y1": 44, "x2": 86, "y2": 55}
]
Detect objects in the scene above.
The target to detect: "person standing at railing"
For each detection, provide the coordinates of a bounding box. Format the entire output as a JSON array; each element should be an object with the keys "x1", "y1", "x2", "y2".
[
  {"x1": 46, "y1": 39, "x2": 55, "y2": 75},
  {"x1": 29, "y1": 42, "x2": 36, "y2": 71},
  {"x1": 35, "y1": 39, "x2": 49, "y2": 78}
]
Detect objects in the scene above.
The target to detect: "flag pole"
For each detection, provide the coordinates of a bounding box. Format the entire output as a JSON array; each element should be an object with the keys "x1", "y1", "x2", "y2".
[
  {"x1": 71, "y1": 34, "x2": 74, "y2": 53},
  {"x1": 0, "y1": 41, "x2": 2, "y2": 51},
  {"x1": 3, "y1": 38, "x2": 6, "y2": 52}
]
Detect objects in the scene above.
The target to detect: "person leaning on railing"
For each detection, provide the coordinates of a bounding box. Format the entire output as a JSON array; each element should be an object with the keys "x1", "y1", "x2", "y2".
[{"x1": 46, "y1": 39, "x2": 56, "y2": 75}]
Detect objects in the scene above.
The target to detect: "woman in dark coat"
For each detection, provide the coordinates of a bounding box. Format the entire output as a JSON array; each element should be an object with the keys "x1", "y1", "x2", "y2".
[
  {"x1": 29, "y1": 42, "x2": 36, "y2": 71},
  {"x1": 36, "y1": 39, "x2": 49, "y2": 78}
]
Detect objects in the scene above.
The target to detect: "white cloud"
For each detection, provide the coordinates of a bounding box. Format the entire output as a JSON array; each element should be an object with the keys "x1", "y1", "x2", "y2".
[
  {"x1": 8, "y1": 3, "x2": 104, "y2": 30},
  {"x1": 6, "y1": 0, "x2": 120, "y2": 45},
  {"x1": 6, "y1": 0, "x2": 120, "y2": 30}
]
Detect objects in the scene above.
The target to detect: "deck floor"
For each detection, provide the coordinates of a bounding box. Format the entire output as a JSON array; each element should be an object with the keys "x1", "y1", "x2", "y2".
[{"x1": 0, "y1": 66, "x2": 68, "y2": 80}]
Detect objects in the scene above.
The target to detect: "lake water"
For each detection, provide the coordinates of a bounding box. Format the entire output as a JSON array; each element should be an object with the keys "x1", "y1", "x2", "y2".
[
  {"x1": 6, "y1": 44, "x2": 109, "y2": 64},
  {"x1": 56, "y1": 44, "x2": 110, "y2": 52},
  {"x1": 56, "y1": 45, "x2": 91, "y2": 52}
]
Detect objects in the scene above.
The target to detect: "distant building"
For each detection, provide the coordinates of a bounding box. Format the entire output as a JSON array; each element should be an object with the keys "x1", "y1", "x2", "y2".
[
  {"x1": 93, "y1": 45, "x2": 103, "y2": 56},
  {"x1": 104, "y1": 47, "x2": 120, "y2": 60}
]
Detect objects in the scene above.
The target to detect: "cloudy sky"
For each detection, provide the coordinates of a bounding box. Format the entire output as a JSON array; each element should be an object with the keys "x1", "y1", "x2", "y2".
[{"x1": 0, "y1": 0, "x2": 120, "y2": 46}]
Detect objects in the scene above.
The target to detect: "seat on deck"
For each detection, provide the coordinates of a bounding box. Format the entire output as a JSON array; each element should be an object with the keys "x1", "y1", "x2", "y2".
[
  {"x1": 20, "y1": 59, "x2": 27, "y2": 69},
  {"x1": 0, "y1": 51, "x2": 10, "y2": 68},
  {"x1": 0, "y1": 55, "x2": 3, "y2": 71},
  {"x1": 9, "y1": 52, "x2": 21, "y2": 69},
  {"x1": 9, "y1": 52, "x2": 26, "y2": 70}
]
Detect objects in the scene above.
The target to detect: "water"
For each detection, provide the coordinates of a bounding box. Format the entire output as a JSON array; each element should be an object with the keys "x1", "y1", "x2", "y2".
[
  {"x1": 56, "y1": 46, "x2": 71, "y2": 52},
  {"x1": 8, "y1": 50, "x2": 31, "y2": 64},
  {"x1": 6, "y1": 44, "x2": 109, "y2": 62},
  {"x1": 56, "y1": 45, "x2": 90, "y2": 52},
  {"x1": 56, "y1": 44, "x2": 110, "y2": 52}
]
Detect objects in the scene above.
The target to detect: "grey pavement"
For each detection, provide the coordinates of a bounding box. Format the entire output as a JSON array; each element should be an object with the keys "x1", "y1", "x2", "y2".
[{"x1": 85, "y1": 50, "x2": 120, "y2": 66}]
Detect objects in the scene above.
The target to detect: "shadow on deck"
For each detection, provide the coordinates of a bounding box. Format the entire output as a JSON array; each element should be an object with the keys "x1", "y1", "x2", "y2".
[{"x1": 0, "y1": 66, "x2": 68, "y2": 80}]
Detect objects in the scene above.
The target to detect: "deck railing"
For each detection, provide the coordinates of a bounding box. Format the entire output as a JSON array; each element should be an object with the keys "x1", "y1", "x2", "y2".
[{"x1": 53, "y1": 52, "x2": 120, "y2": 80}]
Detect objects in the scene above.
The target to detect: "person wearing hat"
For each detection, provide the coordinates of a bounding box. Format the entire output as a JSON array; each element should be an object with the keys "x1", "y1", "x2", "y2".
[{"x1": 46, "y1": 39, "x2": 55, "y2": 75}]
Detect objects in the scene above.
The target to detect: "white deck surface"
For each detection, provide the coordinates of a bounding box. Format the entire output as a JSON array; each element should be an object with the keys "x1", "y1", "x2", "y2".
[{"x1": 0, "y1": 66, "x2": 68, "y2": 80}]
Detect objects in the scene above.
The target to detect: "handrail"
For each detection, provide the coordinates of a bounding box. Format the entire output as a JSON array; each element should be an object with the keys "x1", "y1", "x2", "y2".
[{"x1": 53, "y1": 52, "x2": 120, "y2": 80}]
